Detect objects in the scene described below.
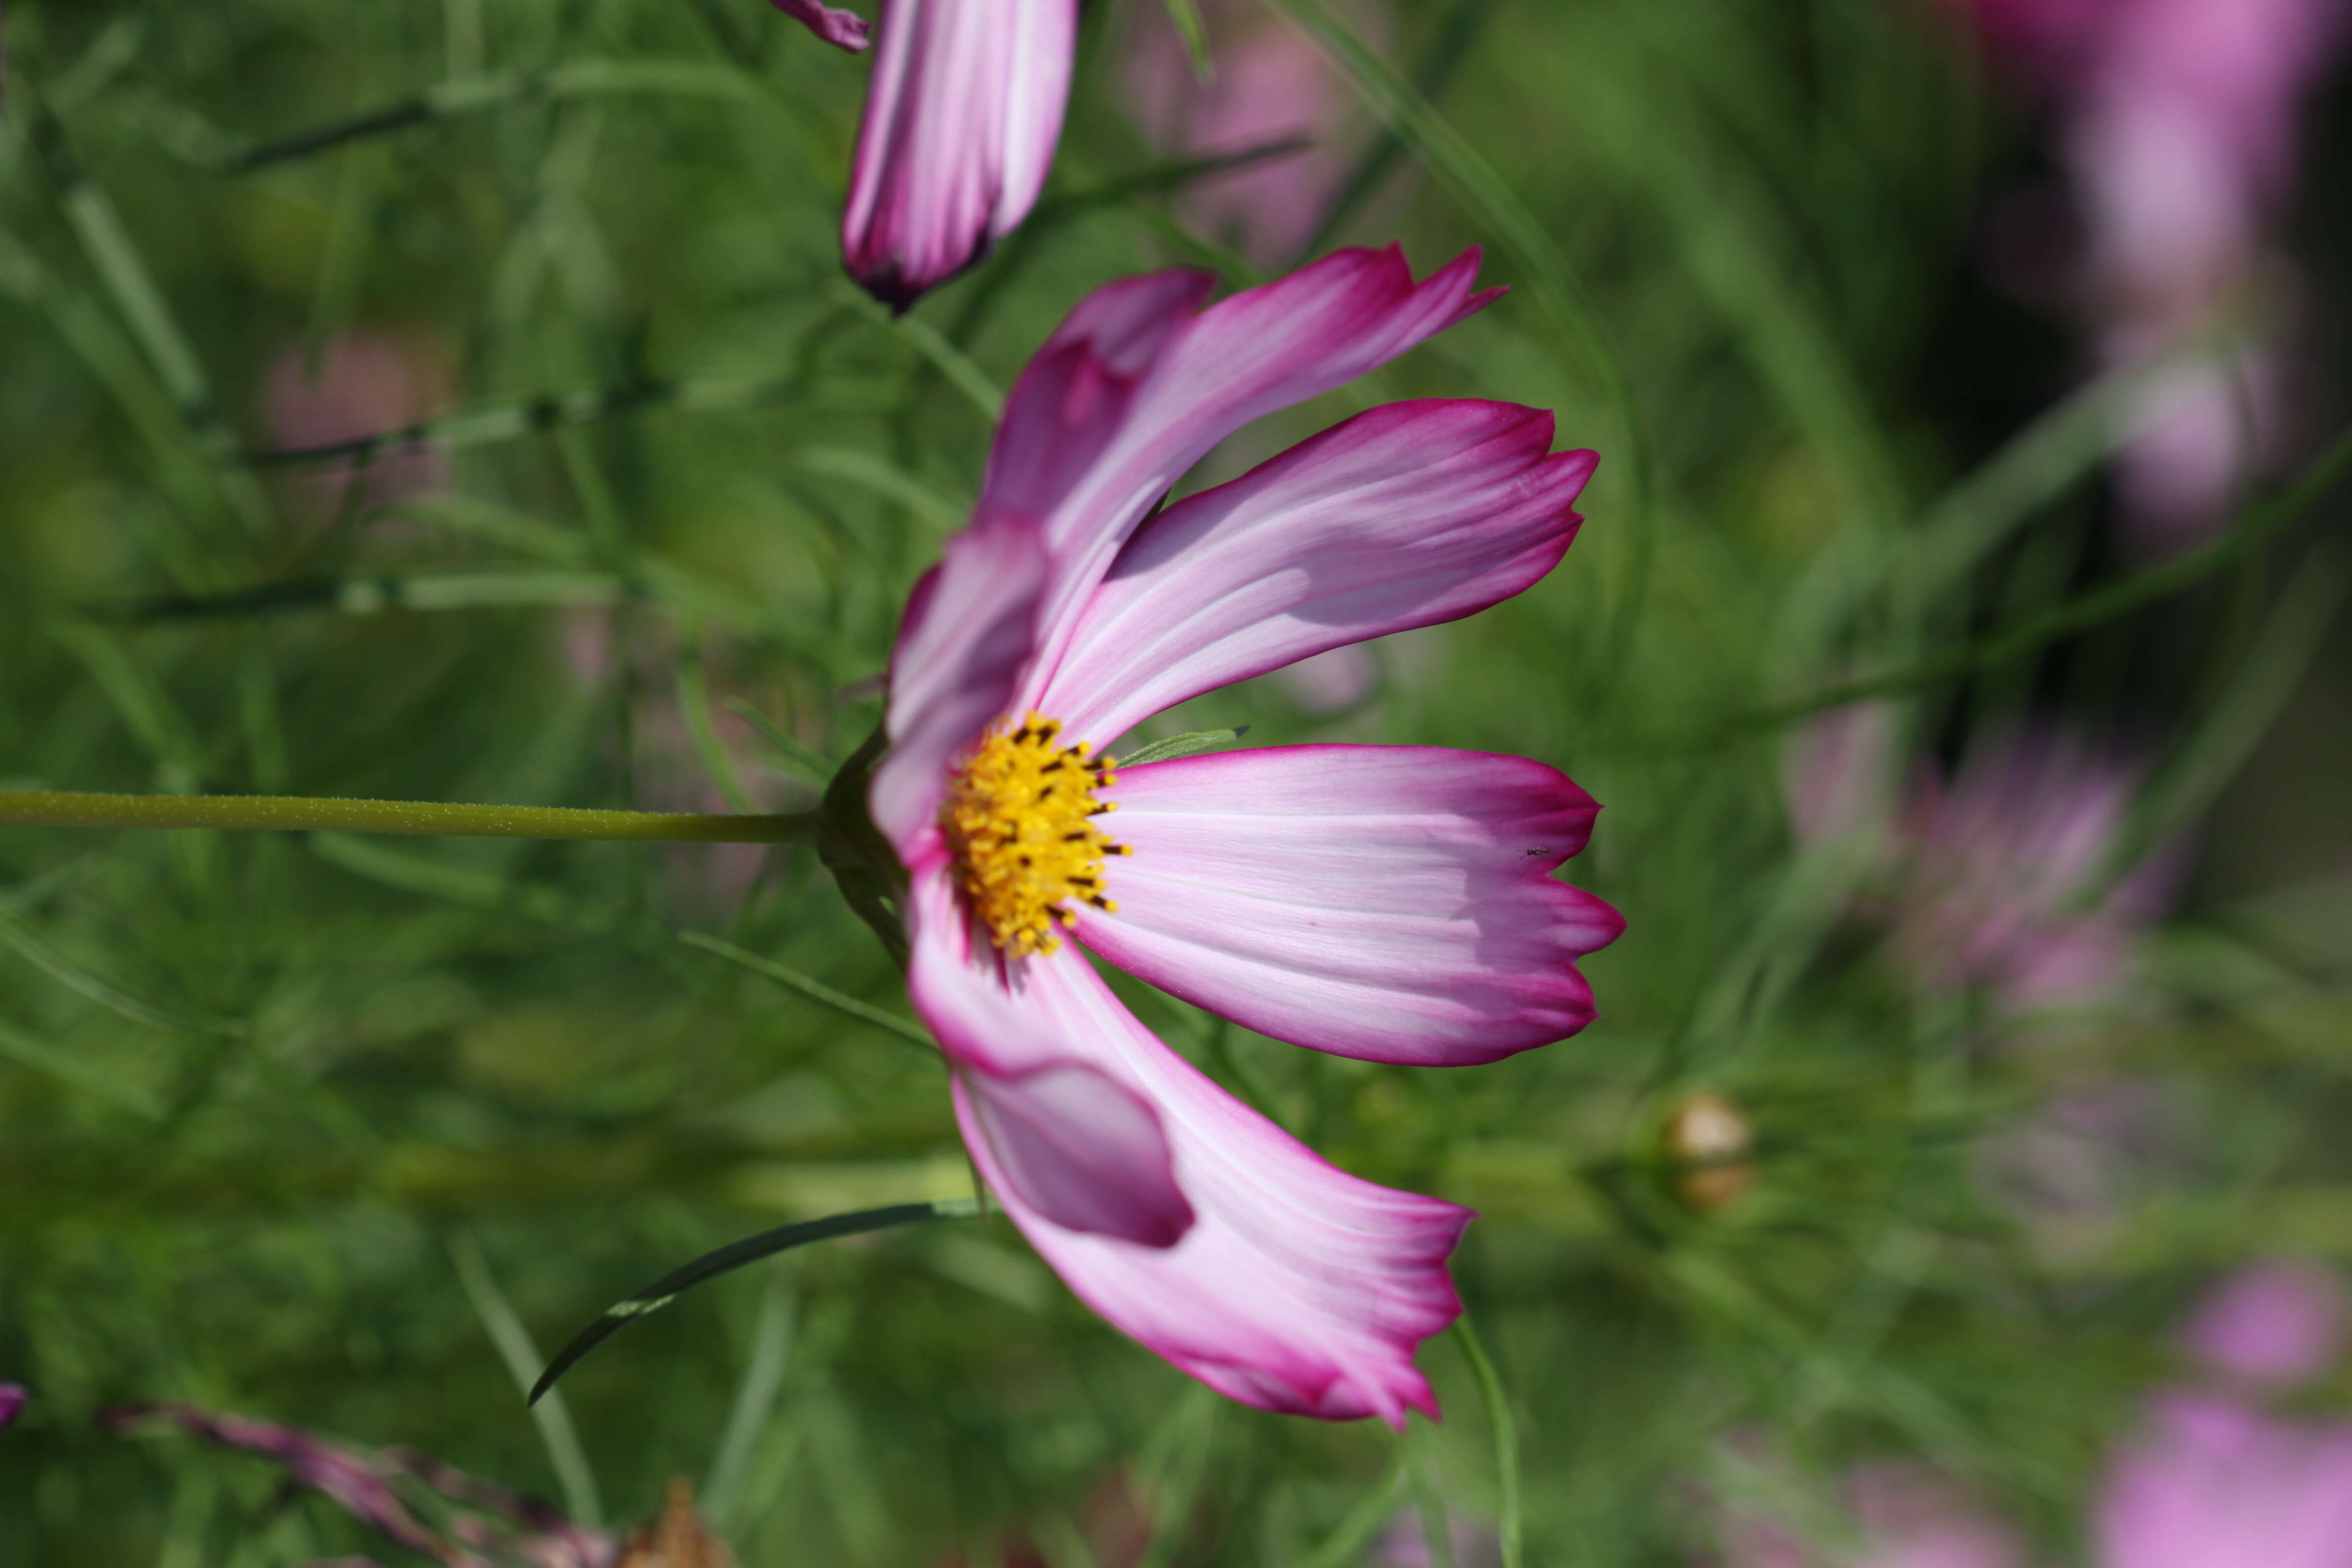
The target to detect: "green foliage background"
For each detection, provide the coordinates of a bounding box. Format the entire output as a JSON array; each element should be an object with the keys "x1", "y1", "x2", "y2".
[{"x1": 3, "y1": 0, "x2": 2350, "y2": 1563}]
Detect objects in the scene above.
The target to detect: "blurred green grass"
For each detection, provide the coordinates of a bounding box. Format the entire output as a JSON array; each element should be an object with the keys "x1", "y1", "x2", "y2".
[{"x1": 2, "y1": 0, "x2": 2350, "y2": 1564}]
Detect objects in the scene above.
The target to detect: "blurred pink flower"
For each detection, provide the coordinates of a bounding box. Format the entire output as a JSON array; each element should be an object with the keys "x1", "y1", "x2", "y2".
[
  {"x1": 104, "y1": 1403, "x2": 620, "y2": 1568},
  {"x1": 0, "y1": 1384, "x2": 23, "y2": 1429},
  {"x1": 827, "y1": 0, "x2": 1078, "y2": 309},
  {"x1": 2181, "y1": 1261, "x2": 2347, "y2": 1388},
  {"x1": 1713, "y1": 1459, "x2": 2025, "y2": 1568},
  {"x1": 871, "y1": 246, "x2": 1616, "y2": 1421},
  {"x1": 1945, "y1": 0, "x2": 2352, "y2": 549},
  {"x1": 260, "y1": 330, "x2": 454, "y2": 518},
  {"x1": 1781, "y1": 700, "x2": 1901, "y2": 851},
  {"x1": 1123, "y1": 0, "x2": 1391, "y2": 269},
  {"x1": 2098, "y1": 1393, "x2": 2352, "y2": 1568},
  {"x1": 1885, "y1": 731, "x2": 2176, "y2": 1016},
  {"x1": 1371, "y1": 1509, "x2": 1499, "y2": 1568},
  {"x1": 2094, "y1": 1265, "x2": 2352, "y2": 1568}
]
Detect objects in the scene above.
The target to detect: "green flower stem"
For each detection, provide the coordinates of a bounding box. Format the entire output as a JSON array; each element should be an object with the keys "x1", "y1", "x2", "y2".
[{"x1": 0, "y1": 790, "x2": 820, "y2": 844}]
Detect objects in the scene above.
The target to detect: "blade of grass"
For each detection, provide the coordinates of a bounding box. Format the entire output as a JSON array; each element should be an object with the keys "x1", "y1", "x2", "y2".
[
  {"x1": 528, "y1": 1200, "x2": 979, "y2": 1405},
  {"x1": 0, "y1": 913, "x2": 245, "y2": 1037},
  {"x1": 1451, "y1": 1314, "x2": 1522, "y2": 1568},
  {"x1": 678, "y1": 931, "x2": 932, "y2": 1050},
  {"x1": 1299, "y1": 1452, "x2": 1409, "y2": 1568},
  {"x1": 1748, "y1": 421, "x2": 2352, "y2": 728},
  {"x1": 701, "y1": 1270, "x2": 798, "y2": 1531},
  {"x1": 449, "y1": 1233, "x2": 605, "y2": 1526}
]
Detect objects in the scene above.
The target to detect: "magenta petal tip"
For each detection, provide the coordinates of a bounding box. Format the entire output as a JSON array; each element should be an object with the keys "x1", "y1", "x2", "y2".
[{"x1": 768, "y1": 0, "x2": 872, "y2": 52}]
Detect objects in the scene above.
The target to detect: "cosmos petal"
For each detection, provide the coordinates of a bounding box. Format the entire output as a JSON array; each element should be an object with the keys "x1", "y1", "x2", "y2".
[
  {"x1": 906, "y1": 862, "x2": 1193, "y2": 1246},
  {"x1": 871, "y1": 508, "x2": 1050, "y2": 857},
  {"x1": 963, "y1": 945, "x2": 1472, "y2": 1426},
  {"x1": 1079, "y1": 746, "x2": 1623, "y2": 1065},
  {"x1": 767, "y1": 0, "x2": 872, "y2": 51},
  {"x1": 991, "y1": 245, "x2": 1503, "y2": 699},
  {"x1": 841, "y1": 0, "x2": 1078, "y2": 309},
  {"x1": 1035, "y1": 399, "x2": 1595, "y2": 746}
]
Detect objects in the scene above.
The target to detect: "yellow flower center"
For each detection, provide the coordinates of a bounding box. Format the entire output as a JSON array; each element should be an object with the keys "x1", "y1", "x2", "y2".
[{"x1": 941, "y1": 712, "x2": 1127, "y2": 958}]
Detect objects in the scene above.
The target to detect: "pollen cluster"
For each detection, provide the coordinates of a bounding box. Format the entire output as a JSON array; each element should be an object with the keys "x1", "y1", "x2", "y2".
[{"x1": 942, "y1": 712, "x2": 1127, "y2": 958}]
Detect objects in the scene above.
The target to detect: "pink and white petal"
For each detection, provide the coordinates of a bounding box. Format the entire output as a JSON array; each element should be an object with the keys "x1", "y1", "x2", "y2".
[
  {"x1": 1079, "y1": 747, "x2": 1622, "y2": 1066},
  {"x1": 999, "y1": 245, "x2": 1504, "y2": 696},
  {"x1": 906, "y1": 861, "x2": 1193, "y2": 1246},
  {"x1": 841, "y1": 0, "x2": 1078, "y2": 309},
  {"x1": 983, "y1": 268, "x2": 1222, "y2": 525},
  {"x1": 1035, "y1": 399, "x2": 1595, "y2": 746},
  {"x1": 871, "y1": 507, "x2": 1048, "y2": 855},
  {"x1": 767, "y1": 0, "x2": 872, "y2": 51},
  {"x1": 963, "y1": 945, "x2": 1471, "y2": 1426}
]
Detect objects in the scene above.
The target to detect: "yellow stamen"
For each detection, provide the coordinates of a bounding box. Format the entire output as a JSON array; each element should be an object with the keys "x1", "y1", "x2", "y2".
[{"x1": 942, "y1": 712, "x2": 1126, "y2": 958}]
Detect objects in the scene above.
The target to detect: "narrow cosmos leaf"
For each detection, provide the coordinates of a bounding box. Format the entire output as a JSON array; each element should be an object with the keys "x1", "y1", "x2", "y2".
[
  {"x1": 527, "y1": 1199, "x2": 981, "y2": 1406},
  {"x1": 1116, "y1": 727, "x2": 1250, "y2": 767}
]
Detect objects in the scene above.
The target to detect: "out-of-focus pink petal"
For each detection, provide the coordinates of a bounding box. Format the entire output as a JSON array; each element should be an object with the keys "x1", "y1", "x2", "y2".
[
  {"x1": 964, "y1": 944, "x2": 1472, "y2": 1426},
  {"x1": 1077, "y1": 747, "x2": 1621, "y2": 1065},
  {"x1": 841, "y1": 0, "x2": 1077, "y2": 308},
  {"x1": 0, "y1": 1385, "x2": 23, "y2": 1429},
  {"x1": 768, "y1": 0, "x2": 872, "y2": 51},
  {"x1": 906, "y1": 862, "x2": 1193, "y2": 1246},
  {"x1": 986, "y1": 245, "x2": 1501, "y2": 696},
  {"x1": 1034, "y1": 400, "x2": 1593, "y2": 746},
  {"x1": 2182, "y1": 1261, "x2": 2347, "y2": 1387},
  {"x1": 870, "y1": 507, "x2": 1049, "y2": 854},
  {"x1": 2097, "y1": 1392, "x2": 2352, "y2": 1568}
]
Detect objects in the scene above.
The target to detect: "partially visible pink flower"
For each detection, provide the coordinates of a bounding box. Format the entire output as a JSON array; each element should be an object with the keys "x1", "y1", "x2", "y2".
[
  {"x1": 1371, "y1": 1509, "x2": 1499, "y2": 1567},
  {"x1": 868, "y1": 246, "x2": 1617, "y2": 1422},
  {"x1": 261, "y1": 330, "x2": 454, "y2": 518},
  {"x1": 1945, "y1": 0, "x2": 2352, "y2": 549},
  {"x1": 1885, "y1": 731, "x2": 2176, "y2": 1017},
  {"x1": 1782, "y1": 700, "x2": 1901, "y2": 850},
  {"x1": 105, "y1": 1403, "x2": 621, "y2": 1568},
  {"x1": 837, "y1": 0, "x2": 1078, "y2": 309},
  {"x1": 768, "y1": 0, "x2": 871, "y2": 51},
  {"x1": 2098, "y1": 1393, "x2": 2352, "y2": 1568},
  {"x1": 1713, "y1": 1458, "x2": 2025, "y2": 1568},
  {"x1": 1123, "y1": 0, "x2": 1390, "y2": 269},
  {"x1": 2181, "y1": 1261, "x2": 2347, "y2": 1389},
  {"x1": 0, "y1": 1384, "x2": 24, "y2": 1429}
]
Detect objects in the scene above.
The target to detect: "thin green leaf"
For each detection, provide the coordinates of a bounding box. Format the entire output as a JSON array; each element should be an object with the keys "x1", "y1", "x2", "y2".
[
  {"x1": 0, "y1": 914, "x2": 244, "y2": 1037},
  {"x1": 678, "y1": 931, "x2": 933, "y2": 1049},
  {"x1": 1750, "y1": 421, "x2": 2352, "y2": 729},
  {"x1": 701, "y1": 1272, "x2": 798, "y2": 1531},
  {"x1": 0, "y1": 1018, "x2": 166, "y2": 1118},
  {"x1": 1299, "y1": 1452, "x2": 1409, "y2": 1568},
  {"x1": 450, "y1": 1234, "x2": 605, "y2": 1527},
  {"x1": 1115, "y1": 727, "x2": 1250, "y2": 767},
  {"x1": 1452, "y1": 1315, "x2": 1522, "y2": 1568},
  {"x1": 1163, "y1": 0, "x2": 1215, "y2": 79},
  {"x1": 527, "y1": 1200, "x2": 978, "y2": 1406}
]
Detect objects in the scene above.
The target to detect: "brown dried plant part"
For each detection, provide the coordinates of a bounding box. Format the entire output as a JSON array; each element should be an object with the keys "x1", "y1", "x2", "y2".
[{"x1": 617, "y1": 1479, "x2": 737, "y2": 1568}]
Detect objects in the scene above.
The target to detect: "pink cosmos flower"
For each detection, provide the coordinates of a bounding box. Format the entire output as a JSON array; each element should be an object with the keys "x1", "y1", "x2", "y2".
[
  {"x1": 1943, "y1": 0, "x2": 2351, "y2": 550},
  {"x1": 2181, "y1": 1261, "x2": 2347, "y2": 1387},
  {"x1": 773, "y1": 0, "x2": 1077, "y2": 310},
  {"x1": 1886, "y1": 730, "x2": 2175, "y2": 1018},
  {"x1": 864, "y1": 245, "x2": 1619, "y2": 1422},
  {"x1": 2090, "y1": 1263, "x2": 2352, "y2": 1568},
  {"x1": 1713, "y1": 1457, "x2": 2024, "y2": 1568}
]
